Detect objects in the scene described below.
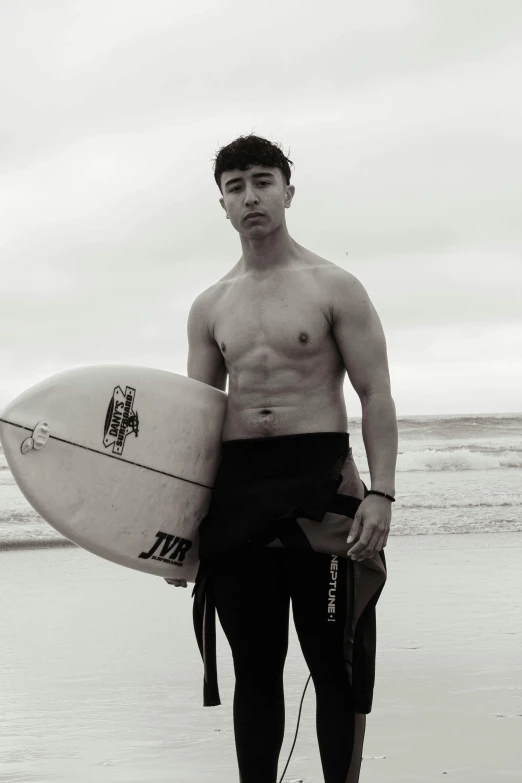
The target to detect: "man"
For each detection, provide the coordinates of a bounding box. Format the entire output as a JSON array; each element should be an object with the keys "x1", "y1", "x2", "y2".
[{"x1": 166, "y1": 134, "x2": 398, "y2": 783}]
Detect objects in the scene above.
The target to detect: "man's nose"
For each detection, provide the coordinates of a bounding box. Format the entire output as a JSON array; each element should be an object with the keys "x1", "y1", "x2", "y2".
[{"x1": 244, "y1": 187, "x2": 258, "y2": 205}]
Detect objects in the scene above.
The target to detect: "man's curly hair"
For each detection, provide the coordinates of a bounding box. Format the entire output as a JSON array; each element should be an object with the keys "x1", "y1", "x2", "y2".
[{"x1": 213, "y1": 133, "x2": 294, "y2": 193}]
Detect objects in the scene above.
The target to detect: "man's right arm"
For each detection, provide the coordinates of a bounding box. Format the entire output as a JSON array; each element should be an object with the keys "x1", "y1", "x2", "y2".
[
  {"x1": 186, "y1": 289, "x2": 227, "y2": 392},
  {"x1": 165, "y1": 289, "x2": 227, "y2": 589}
]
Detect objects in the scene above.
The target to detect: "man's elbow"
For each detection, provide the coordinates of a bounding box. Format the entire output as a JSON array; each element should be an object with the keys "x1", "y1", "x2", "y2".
[
  {"x1": 187, "y1": 368, "x2": 227, "y2": 393},
  {"x1": 361, "y1": 387, "x2": 395, "y2": 406}
]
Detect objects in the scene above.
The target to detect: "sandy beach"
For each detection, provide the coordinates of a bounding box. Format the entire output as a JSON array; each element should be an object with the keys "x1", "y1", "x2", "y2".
[{"x1": 1, "y1": 531, "x2": 521, "y2": 783}]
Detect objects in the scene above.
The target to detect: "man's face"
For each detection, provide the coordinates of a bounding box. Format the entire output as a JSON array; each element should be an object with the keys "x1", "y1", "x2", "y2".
[{"x1": 219, "y1": 165, "x2": 292, "y2": 235}]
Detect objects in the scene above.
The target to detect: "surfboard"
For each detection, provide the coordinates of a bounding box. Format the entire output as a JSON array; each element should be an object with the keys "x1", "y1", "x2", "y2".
[{"x1": 0, "y1": 366, "x2": 227, "y2": 581}]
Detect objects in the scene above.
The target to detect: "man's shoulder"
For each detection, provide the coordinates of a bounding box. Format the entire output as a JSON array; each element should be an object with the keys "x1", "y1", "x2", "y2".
[
  {"x1": 304, "y1": 255, "x2": 371, "y2": 329},
  {"x1": 305, "y1": 252, "x2": 361, "y2": 300},
  {"x1": 191, "y1": 275, "x2": 231, "y2": 309},
  {"x1": 193, "y1": 265, "x2": 239, "y2": 306},
  {"x1": 302, "y1": 250, "x2": 358, "y2": 282}
]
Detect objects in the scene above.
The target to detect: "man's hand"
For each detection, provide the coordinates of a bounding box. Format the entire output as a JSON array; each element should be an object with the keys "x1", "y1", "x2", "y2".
[
  {"x1": 164, "y1": 578, "x2": 188, "y2": 587},
  {"x1": 346, "y1": 494, "x2": 391, "y2": 561}
]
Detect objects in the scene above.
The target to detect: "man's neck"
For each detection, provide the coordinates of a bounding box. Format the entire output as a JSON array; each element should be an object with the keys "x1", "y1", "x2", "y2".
[{"x1": 238, "y1": 232, "x2": 301, "y2": 277}]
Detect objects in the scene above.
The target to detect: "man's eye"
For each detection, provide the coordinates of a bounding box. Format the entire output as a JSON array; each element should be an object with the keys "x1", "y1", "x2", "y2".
[{"x1": 230, "y1": 181, "x2": 269, "y2": 192}]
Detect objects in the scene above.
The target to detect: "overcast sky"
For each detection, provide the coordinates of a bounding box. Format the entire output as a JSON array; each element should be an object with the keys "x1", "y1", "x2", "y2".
[{"x1": 1, "y1": 0, "x2": 521, "y2": 416}]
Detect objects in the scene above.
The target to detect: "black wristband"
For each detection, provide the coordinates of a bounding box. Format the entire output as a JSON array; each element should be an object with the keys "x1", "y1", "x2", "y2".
[{"x1": 367, "y1": 489, "x2": 395, "y2": 503}]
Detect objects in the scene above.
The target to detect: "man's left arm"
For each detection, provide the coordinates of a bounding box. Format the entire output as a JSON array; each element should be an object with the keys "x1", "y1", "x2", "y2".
[
  {"x1": 330, "y1": 270, "x2": 398, "y2": 559},
  {"x1": 360, "y1": 391, "x2": 398, "y2": 497}
]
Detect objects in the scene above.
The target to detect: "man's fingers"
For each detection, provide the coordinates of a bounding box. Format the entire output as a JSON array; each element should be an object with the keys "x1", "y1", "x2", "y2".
[
  {"x1": 164, "y1": 578, "x2": 188, "y2": 587},
  {"x1": 348, "y1": 529, "x2": 384, "y2": 560},
  {"x1": 346, "y1": 517, "x2": 361, "y2": 545},
  {"x1": 347, "y1": 535, "x2": 370, "y2": 558}
]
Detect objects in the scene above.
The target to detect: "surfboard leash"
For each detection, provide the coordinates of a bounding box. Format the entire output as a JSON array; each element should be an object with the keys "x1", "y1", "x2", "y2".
[{"x1": 278, "y1": 673, "x2": 312, "y2": 783}]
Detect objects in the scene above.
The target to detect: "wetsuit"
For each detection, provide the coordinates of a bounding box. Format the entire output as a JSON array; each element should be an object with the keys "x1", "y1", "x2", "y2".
[{"x1": 192, "y1": 432, "x2": 387, "y2": 783}]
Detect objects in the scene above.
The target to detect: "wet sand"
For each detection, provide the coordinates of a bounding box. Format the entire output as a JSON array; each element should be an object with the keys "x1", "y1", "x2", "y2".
[{"x1": 1, "y1": 532, "x2": 521, "y2": 782}]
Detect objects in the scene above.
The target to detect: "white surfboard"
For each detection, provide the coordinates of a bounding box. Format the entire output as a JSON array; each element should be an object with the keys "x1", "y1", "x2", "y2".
[{"x1": 0, "y1": 366, "x2": 227, "y2": 581}]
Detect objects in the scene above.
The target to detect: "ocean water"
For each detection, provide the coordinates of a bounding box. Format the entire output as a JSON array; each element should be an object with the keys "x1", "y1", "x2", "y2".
[{"x1": 1, "y1": 412, "x2": 521, "y2": 548}]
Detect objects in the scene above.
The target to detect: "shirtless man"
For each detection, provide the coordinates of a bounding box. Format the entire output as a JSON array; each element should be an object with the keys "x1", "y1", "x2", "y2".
[{"x1": 167, "y1": 134, "x2": 398, "y2": 783}]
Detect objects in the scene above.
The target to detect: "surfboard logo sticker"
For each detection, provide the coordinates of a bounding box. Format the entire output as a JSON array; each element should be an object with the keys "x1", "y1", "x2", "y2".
[
  {"x1": 103, "y1": 386, "x2": 139, "y2": 455},
  {"x1": 138, "y1": 532, "x2": 193, "y2": 567}
]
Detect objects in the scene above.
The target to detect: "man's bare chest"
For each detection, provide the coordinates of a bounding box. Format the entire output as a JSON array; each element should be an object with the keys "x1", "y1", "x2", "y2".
[{"x1": 210, "y1": 269, "x2": 336, "y2": 365}]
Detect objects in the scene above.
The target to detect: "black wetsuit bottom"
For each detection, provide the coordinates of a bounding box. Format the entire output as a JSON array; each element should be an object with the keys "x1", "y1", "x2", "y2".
[{"x1": 212, "y1": 544, "x2": 364, "y2": 783}]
